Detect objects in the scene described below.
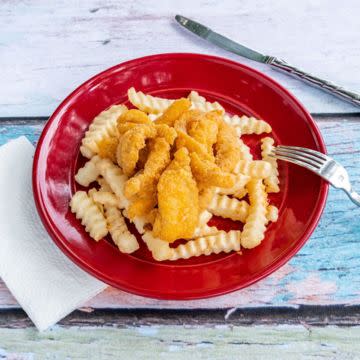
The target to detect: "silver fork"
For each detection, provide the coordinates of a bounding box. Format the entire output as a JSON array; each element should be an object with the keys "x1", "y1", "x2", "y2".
[{"x1": 270, "y1": 145, "x2": 360, "y2": 207}]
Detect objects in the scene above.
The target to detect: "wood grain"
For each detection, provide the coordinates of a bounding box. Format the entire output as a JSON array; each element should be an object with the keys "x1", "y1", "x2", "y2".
[
  {"x1": 0, "y1": 116, "x2": 359, "y2": 310},
  {"x1": 1, "y1": 0, "x2": 360, "y2": 116},
  {"x1": 0, "y1": 323, "x2": 359, "y2": 359}
]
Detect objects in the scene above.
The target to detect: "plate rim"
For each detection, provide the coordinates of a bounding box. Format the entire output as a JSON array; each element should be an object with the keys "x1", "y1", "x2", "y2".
[{"x1": 32, "y1": 52, "x2": 329, "y2": 300}]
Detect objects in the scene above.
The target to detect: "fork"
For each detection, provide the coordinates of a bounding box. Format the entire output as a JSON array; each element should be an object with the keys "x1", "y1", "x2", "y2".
[{"x1": 270, "y1": 145, "x2": 360, "y2": 207}]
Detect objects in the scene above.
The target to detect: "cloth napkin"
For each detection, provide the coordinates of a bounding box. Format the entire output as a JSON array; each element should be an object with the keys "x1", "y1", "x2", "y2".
[{"x1": 0, "y1": 137, "x2": 107, "y2": 331}]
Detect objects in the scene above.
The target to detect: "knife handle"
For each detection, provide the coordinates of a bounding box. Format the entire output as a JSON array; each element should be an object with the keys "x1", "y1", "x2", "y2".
[{"x1": 266, "y1": 56, "x2": 360, "y2": 108}]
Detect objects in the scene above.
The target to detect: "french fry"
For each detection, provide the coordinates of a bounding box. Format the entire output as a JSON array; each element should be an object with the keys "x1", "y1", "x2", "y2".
[
  {"x1": 261, "y1": 137, "x2": 280, "y2": 193},
  {"x1": 241, "y1": 179, "x2": 268, "y2": 249},
  {"x1": 207, "y1": 194, "x2": 250, "y2": 222},
  {"x1": 223, "y1": 114, "x2": 271, "y2": 135},
  {"x1": 104, "y1": 205, "x2": 139, "y2": 253},
  {"x1": 170, "y1": 231, "x2": 241, "y2": 260},
  {"x1": 233, "y1": 160, "x2": 272, "y2": 179},
  {"x1": 128, "y1": 87, "x2": 174, "y2": 114},
  {"x1": 80, "y1": 105, "x2": 127, "y2": 158},
  {"x1": 96, "y1": 158, "x2": 129, "y2": 209},
  {"x1": 75, "y1": 156, "x2": 100, "y2": 187},
  {"x1": 70, "y1": 191, "x2": 108, "y2": 241},
  {"x1": 188, "y1": 90, "x2": 225, "y2": 113}
]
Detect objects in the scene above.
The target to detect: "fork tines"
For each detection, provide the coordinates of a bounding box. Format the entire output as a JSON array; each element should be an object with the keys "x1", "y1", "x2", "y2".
[{"x1": 270, "y1": 145, "x2": 327, "y2": 172}]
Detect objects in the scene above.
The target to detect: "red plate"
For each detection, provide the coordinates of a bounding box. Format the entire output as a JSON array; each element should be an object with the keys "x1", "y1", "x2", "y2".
[{"x1": 33, "y1": 53, "x2": 328, "y2": 300}]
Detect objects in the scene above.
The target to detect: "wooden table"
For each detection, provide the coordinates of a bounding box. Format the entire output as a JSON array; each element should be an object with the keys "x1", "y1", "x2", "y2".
[{"x1": 1, "y1": 1, "x2": 359, "y2": 358}]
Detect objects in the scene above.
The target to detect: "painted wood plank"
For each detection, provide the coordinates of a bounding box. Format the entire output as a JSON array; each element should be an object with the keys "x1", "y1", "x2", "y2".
[
  {"x1": 0, "y1": 325, "x2": 359, "y2": 359},
  {"x1": 0, "y1": 116, "x2": 359, "y2": 309},
  {"x1": 1, "y1": 0, "x2": 359, "y2": 116}
]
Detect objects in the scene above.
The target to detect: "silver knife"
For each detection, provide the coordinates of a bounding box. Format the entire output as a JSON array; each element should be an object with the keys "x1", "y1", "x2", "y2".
[{"x1": 175, "y1": 15, "x2": 360, "y2": 108}]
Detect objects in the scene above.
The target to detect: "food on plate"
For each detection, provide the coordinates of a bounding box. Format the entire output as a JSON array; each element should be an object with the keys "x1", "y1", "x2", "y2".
[
  {"x1": 261, "y1": 137, "x2": 280, "y2": 193},
  {"x1": 71, "y1": 88, "x2": 279, "y2": 261}
]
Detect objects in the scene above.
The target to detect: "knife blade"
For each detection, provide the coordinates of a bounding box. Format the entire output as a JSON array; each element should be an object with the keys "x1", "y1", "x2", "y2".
[
  {"x1": 175, "y1": 14, "x2": 360, "y2": 108},
  {"x1": 175, "y1": 15, "x2": 267, "y2": 63}
]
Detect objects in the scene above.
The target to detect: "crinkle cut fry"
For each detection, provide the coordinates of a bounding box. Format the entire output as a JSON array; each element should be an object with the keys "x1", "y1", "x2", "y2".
[
  {"x1": 96, "y1": 158, "x2": 129, "y2": 209},
  {"x1": 188, "y1": 90, "x2": 225, "y2": 113},
  {"x1": 261, "y1": 137, "x2": 280, "y2": 193},
  {"x1": 70, "y1": 191, "x2": 108, "y2": 241},
  {"x1": 80, "y1": 105, "x2": 127, "y2": 158},
  {"x1": 170, "y1": 231, "x2": 241, "y2": 260},
  {"x1": 233, "y1": 160, "x2": 272, "y2": 179},
  {"x1": 142, "y1": 230, "x2": 241, "y2": 261},
  {"x1": 75, "y1": 155, "x2": 100, "y2": 187},
  {"x1": 223, "y1": 114, "x2": 271, "y2": 135},
  {"x1": 207, "y1": 194, "x2": 249, "y2": 222},
  {"x1": 128, "y1": 87, "x2": 174, "y2": 114},
  {"x1": 104, "y1": 204, "x2": 139, "y2": 253},
  {"x1": 241, "y1": 179, "x2": 268, "y2": 249}
]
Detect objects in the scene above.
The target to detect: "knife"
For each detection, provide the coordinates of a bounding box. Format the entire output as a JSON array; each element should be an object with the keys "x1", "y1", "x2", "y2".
[{"x1": 175, "y1": 15, "x2": 360, "y2": 108}]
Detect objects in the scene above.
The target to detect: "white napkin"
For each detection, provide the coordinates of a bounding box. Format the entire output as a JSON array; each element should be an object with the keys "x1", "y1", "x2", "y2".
[{"x1": 0, "y1": 137, "x2": 107, "y2": 331}]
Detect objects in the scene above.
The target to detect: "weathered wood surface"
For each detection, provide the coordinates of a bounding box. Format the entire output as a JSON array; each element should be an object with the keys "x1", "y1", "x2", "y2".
[
  {"x1": 1, "y1": 0, "x2": 360, "y2": 116},
  {"x1": 0, "y1": 115, "x2": 359, "y2": 310},
  {"x1": 0, "y1": 322, "x2": 360, "y2": 359}
]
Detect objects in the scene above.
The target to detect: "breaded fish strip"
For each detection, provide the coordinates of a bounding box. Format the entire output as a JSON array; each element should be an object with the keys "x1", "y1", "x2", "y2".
[
  {"x1": 153, "y1": 148, "x2": 199, "y2": 242},
  {"x1": 215, "y1": 120, "x2": 242, "y2": 172},
  {"x1": 116, "y1": 124, "x2": 157, "y2": 176},
  {"x1": 117, "y1": 109, "x2": 151, "y2": 125},
  {"x1": 176, "y1": 130, "x2": 213, "y2": 161},
  {"x1": 188, "y1": 110, "x2": 220, "y2": 155},
  {"x1": 127, "y1": 186, "x2": 157, "y2": 219},
  {"x1": 190, "y1": 152, "x2": 235, "y2": 188},
  {"x1": 155, "y1": 98, "x2": 191, "y2": 126},
  {"x1": 125, "y1": 137, "x2": 172, "y2": 198},
  {"x1": 155, "y1": 124, "x2": 177, "y2": 144},
  {"x1": 97, "y1": 136, "x2": 118, "y2": 163}
]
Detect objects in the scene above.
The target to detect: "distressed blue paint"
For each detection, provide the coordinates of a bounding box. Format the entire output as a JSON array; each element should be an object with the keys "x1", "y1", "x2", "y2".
[
  {"x1": 0, "y1": 125, "x2": 42, "y2": 146},
  {"x1": 0, "y1": 120, "x2": 359, "y2": 306}
]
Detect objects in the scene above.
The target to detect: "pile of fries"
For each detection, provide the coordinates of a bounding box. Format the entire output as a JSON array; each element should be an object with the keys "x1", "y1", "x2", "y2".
[{"x1": 70, "y1": 88, "x2": 279, "y2": 261}]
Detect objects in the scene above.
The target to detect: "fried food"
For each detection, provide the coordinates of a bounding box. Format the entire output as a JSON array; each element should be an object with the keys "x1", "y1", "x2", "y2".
[
  {"x1": 155, "y1": 98, "x2": 191, "y2": 126},
  {"x1": 190, "y1": 152, "x2": 235, "y2": 188},
  {"x1": 117, "y1": 109, "x2": 151, "y2": 125},
  {"x1": 215, "y1": 120, "x2": 242, "y2": 172},
  {"x1": 127, "y1": 186, "x2": 157, "y2": 219},
  {"x1": 155, "y1": 124, "x2": 177, "y2": 145},
  {"x1": 72, "y1": 89, "x2": 280, "y2": 260},
  {"x1": 174, "y1": 109, "x2": 204, "y2": 132},
  {"x1": 153, "y1": 148, "x2": 199, "y2": 242},
  {"x1": 187, "y1": 110, "x2": 220, "y2": 155},
  {"x1": 116, "y1": 124, "x2": 157, "y2": 176},
  {"x1": 97, "y1": 136, "x2": 118, "y2": 163},
  {"x1": 176, "y1": 130, "x2": 213, "y2": 161},
  {"x1": 125, "y1": 137, "x2": 172, "y2": 198}
]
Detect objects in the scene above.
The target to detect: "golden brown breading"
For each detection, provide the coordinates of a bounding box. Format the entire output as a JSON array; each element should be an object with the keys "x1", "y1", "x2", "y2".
[
  {"x1": 215, "y1": 120, "x2": 242, "y2": 172},
  {"x1": 190, "y1": 152, "x2": 236, "y2": 188},
  {"x1": 117, "y1": 109, "x2": 152, "y2": 125},
  {"x1": 155, "y1": 124, "x2": 177, "y2": 145},
  {"x1": 125, "y1": 137, "x2": 172, "y2": 198},
  {"x1": 97, "y1": 136, "x2": 119, "y2": 163},
  {"x1": 176, "y1": 130, "x2": 213, "y2": 161},
  {"x1": 153, "y1": 148, "x2": 199, "y2": 242},
  {"x1": 188, "y1": 110, "x2": 220, "y2": 155},
  {"x1": 155, "y1": 98, "x2": 191, "y2": 126},
  {"x1": 117, "y1": 124, "x2": 157, "y2": 176}
]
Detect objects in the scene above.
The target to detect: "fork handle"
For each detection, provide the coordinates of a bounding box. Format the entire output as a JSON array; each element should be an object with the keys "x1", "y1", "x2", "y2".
[{"x1": 344, "y1": 189, "x2": 360, "y2": 207}]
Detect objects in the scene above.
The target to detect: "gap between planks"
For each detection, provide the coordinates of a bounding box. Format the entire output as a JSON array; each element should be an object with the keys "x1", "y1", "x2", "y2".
[{"x1": 1, "y1": 305, "x2": 360, "y2": 329}]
